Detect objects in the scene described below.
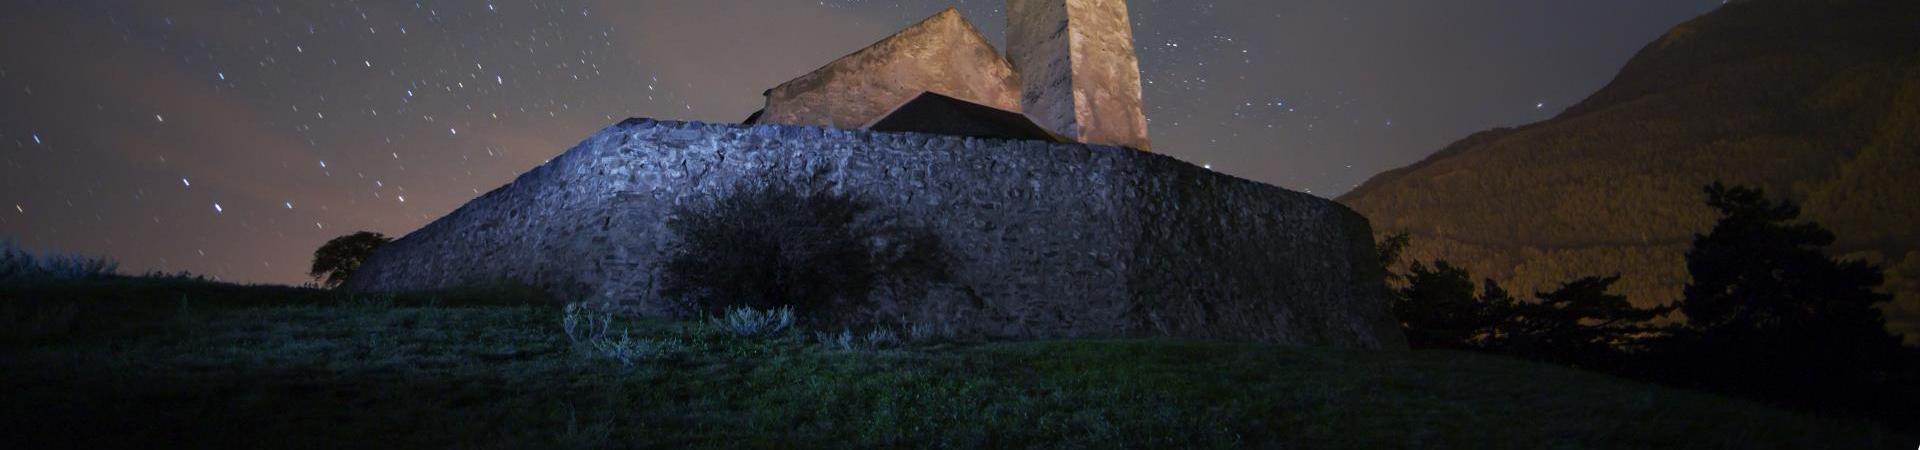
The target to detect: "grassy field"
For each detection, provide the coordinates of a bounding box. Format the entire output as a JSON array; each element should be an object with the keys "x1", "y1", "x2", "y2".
[{"x1": 1, "y1": 279, "x2": 1910, "y2": 449}]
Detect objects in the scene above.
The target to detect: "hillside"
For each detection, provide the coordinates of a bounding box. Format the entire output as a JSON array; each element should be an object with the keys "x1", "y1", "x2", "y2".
[
  {"x1": 1338, "y1": 0, "x2": 1920, "y2": 342},
  {"x1": 3, "y1": 279, "x2": 1908, "y2": 448}
]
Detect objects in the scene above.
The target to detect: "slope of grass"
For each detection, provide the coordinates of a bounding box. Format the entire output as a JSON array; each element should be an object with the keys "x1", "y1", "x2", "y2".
[{"x1": 1, "y1": 279, "x2": 1910, "y2": 449}]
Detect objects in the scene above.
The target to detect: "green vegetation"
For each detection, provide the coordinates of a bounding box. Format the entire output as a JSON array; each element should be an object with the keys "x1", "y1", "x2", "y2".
[
  {"x1": 1382, "y1": 183, "x2": 1918, "y2": 432},
  {"x1": 659, "y1": 180, "x2": 948, "y2": 319},
  {"x1": 1, "y1": 239, "x2": 119, "y2": 284},
  {"x1": 308, "y1": 231, "x2": 393, "y2": 288},
  {"x1": 1336, "y1": 0, "x2": 1920, "y2": 342},
  {"x1": 2, "y1": 278, "x2": 1910, "y2": 449}
]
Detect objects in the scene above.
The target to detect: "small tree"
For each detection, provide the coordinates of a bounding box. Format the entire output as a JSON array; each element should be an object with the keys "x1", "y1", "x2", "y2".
[
  {"x1": 309, "y1": 231, "x2": 392, "y2": 288},
  {"x1": 1668, "y1": 183, "x2": 1904, "y2": 406},
  {"x1": 1375, "y1": 232, "x2": 1412, "y2": 287},
  {"x1": 659, "y1": 181, "x2": 948, "y2": 318},
  {"x1": 1494, "y1": 276, "x2": 1669, "y2": 367},
  {"x1": 1391, "y1": 253, "x2": 1668, "y2": 366},
  {"x1": 1394, "y1": 261, "x2": 1515, "y2": 349},
  {"x1": 1680, "y1": 183, "x2": 1895, "y2": 345}
]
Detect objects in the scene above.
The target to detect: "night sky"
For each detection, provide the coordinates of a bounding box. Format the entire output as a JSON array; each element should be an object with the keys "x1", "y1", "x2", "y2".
[{"x1": 1, "y1": 0, "x2": 1725, "y2": 285}]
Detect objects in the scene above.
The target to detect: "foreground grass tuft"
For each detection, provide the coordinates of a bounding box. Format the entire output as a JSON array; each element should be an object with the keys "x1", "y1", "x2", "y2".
[{"x1": 0, "y1": 279, "x2": 1911, "y2": 449}]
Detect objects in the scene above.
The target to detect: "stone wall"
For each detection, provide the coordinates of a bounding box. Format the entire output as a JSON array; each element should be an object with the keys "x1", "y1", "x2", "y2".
[
  {"x1": 756, "y1": 9, "x2": 1022, "y2": 130},
  {"x1": 346, "y1": 119, "x2": 1405, "y2": 349}
]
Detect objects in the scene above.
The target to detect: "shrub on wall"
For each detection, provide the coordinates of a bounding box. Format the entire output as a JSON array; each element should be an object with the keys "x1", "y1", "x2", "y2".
[{"x1": 658, "y1": 180, "x2": 949, "y2": 319}]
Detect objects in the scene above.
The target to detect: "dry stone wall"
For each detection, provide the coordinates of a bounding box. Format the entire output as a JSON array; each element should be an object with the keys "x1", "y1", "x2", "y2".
[{"x1": 345, "y1": 119, "x2": 1406, "y2": 349}]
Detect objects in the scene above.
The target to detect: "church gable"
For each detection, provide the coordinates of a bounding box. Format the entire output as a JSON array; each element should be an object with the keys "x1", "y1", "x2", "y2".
[{"x1": 752, "y1": 9, "x2": 1022, "y2": 130}]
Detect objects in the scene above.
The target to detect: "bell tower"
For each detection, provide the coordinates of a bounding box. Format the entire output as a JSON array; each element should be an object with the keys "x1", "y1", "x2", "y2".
[{"x1": 1007, "y1": 0, "x2": 1152, "y2": 151}]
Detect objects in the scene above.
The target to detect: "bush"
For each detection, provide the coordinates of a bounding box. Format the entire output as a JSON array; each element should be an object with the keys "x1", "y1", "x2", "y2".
[
  {"x1": 813, "y1": 326, "x2": 910, "y2": 351},
  {"x1": 1383, "y1": 238, "x2": 1668, "y2": 366},
  {"x1": 1655, "y1": 183, "x2": 1911, "y2": 420},
  {"x1": 560, "y1": 303, "x2": 683, "y2": 369},
  {"x1": 906, "y1": 321, "x2": 958, "y2": 343},
  {"x1": 814, "y1": 329, "x2": 858, "y2": 351},
  {"x1": 562, "y1": 303, "x2": 613, "y2": 346},
  {"x1": 1489, "y1": 275, "x2": 1669, "y2": 367},
  {"x1": 0, "y1": 240, "x2": 118, "y2": 284},
  {"x1": 709, "y1": 306, "x2": 795, "y2": 339},
  {"x1": 1391, "y1": 261, "x2": 1513, "y2": 349},
  {"x1": 589, "y1": 332, "x2": 685, "y2": 370},
  {"x1": 862, "y1": 328, "x2": 901, "y2": 348},
  {"x1": 1380, "y1": 183, "x2": 1917, "y2": 429},
  {"x1": 309, "y1": 231, "x2": 393, "y2": 288},
  {"x1": 659, "y1": 180, "x2": 948, "y2": 318}
]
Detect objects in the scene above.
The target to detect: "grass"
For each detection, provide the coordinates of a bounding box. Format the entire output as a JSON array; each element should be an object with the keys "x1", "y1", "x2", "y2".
[{"x1": 1, "y1": 279, "x2": 1911, "y2": 449}]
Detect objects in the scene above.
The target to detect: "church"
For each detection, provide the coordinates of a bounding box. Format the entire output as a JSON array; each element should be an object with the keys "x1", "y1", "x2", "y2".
[
  {"x1": 744, "y1": 0, "x2": 1154, "y2": 152},
  {"x1": 343, "y1": 0, "x2": 1403, "y2": 349}
]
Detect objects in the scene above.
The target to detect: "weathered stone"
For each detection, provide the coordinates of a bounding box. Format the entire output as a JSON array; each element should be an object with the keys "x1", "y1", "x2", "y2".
[
  {"x1": 346, "y1": 119, "x2": 1405, "y2": 349},
  {"x1": 1008, "y1": 0, "x2": 1153, "y2": 151},
  {"x1": 752, "y1": 9, "x2": 1022, "y2": 131}
]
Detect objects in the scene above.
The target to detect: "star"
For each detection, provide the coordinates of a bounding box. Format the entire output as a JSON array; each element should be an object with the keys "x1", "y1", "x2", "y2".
[{"x1": 0, "y1": 0, "x2": 1738, "y2": 286}]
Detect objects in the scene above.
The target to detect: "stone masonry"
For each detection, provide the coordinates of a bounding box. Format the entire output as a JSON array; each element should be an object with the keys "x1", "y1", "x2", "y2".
[
  {"x1": 1008, "y1": 0, "x2": 1153, "y2": 151},
  {"x1": 755, "y1": 1, "x2": 1153, "y2": 151},
  {"x1": 754, "y1": 9, "x2": 1023, "y2": 130},
  {"x1": 346, "y1": 119, "x2": 1407, "y2": 349}
]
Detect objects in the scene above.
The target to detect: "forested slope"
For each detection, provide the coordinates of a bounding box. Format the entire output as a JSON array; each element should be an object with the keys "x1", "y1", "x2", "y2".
[{"x1": 1339, "y1": 0, "x2": 1920, "y2": 342}]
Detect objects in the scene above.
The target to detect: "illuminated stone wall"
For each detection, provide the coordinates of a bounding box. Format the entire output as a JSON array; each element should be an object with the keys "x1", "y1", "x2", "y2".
[{"x1": 347, "y1": 119, "x2": 1403, "y2": 349}]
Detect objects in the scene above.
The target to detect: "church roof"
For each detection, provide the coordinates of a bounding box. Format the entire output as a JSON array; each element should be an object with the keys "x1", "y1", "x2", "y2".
[{"x1": 866, "y1": 91, "x2": 1068, "y2": 143}]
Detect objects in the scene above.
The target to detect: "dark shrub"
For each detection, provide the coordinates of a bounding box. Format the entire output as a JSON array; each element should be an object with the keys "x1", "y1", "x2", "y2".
[
  {"x1": 1491, "y1": 275, "x2": 1669, "y2": 368},
  {"x1": 1392, "y1": 260, "x2": 1514, "y2": 349},
  {"x1": 1656, "y1": 183, "x2": 1911, "y2": 421},
  {"x1": 309, "y1": 231, "x2": 392, "y2": 289},
  {"x1": 1382, "y1": 183, "x2": 1917, "y2": 430},
  {"x1": 659, "y1": 181, "x2": 948, "y2": 318},
  {"x1": 0, "y1": 240, "x2": 118, "y2": 285}
]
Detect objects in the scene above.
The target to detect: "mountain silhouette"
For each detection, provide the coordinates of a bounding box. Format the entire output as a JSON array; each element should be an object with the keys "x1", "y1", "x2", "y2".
[{"x1": 1339, "y1": 0, "x2": 1920, "y2": 342}]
